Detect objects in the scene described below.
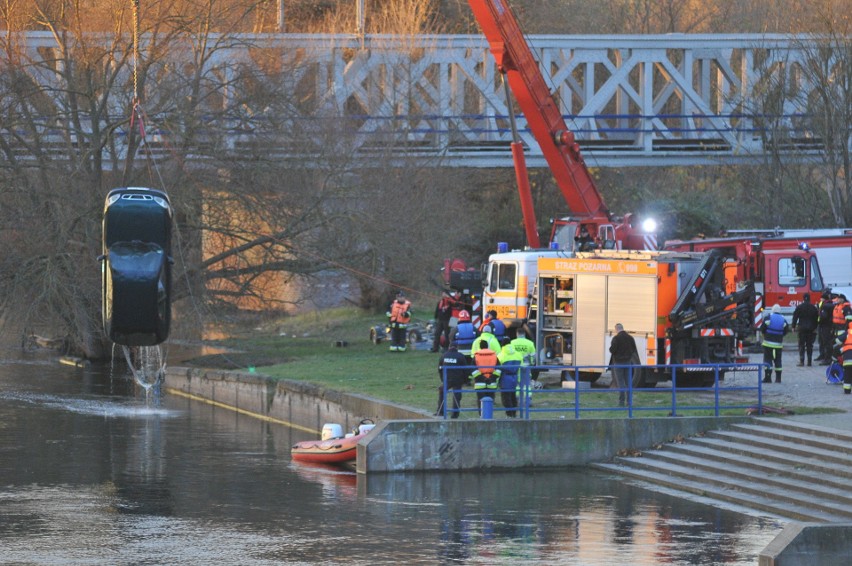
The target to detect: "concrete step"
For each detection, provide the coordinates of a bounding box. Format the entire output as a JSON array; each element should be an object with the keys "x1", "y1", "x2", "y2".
[
  {"x1": 665, "y1": 442, "x2": 852, "y2": 488},
  {"x1": 593, "y1": 461, "x2": 845, "y2": 523},
  {"x1": 704, "y1": 429, "x2": 852, "y2": 466},
  {"x1": 727, "y1": 421, "x2": 852, "y2": 454},
  {"x1": 637, "y1": 448, "x2": 852, "y2": 508},
  {"x1": 592, "y1": 417, "x2": 852, "y2": 523},
  {"x1": 686, "y1": 436, "x2": 852, "y2": 481},
  {"x1": 756, "y1": 417, "x2": 852, "y2": 443},
  {"x1": 600, "y1": 454, "x2": 852, "y2": 520}
]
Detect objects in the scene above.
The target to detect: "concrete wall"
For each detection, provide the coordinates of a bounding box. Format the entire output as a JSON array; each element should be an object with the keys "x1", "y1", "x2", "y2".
[
  {"x1": 357, "y1": 416, "x2": 750, "y2": 473},
  {"x1": 164, "y1": 366, "x2": 429, "y2": 435},
  {"x1": 759, "y1": 523, "x2": 852, "y2": 565}
]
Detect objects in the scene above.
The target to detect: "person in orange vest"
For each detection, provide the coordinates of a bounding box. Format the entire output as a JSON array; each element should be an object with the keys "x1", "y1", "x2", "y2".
[
  {"x1": 832, "y1": 294, "x2": 852, "y2": 339},
  {"x1": 386, "y1": 291, "x2": 412, "y2": 352},
  {"x1": 470, "y1": 339, "x2": 500, "y2": 416},
  {"x1": 838, "y1": 320, "x2": 852, "y2": 395}
]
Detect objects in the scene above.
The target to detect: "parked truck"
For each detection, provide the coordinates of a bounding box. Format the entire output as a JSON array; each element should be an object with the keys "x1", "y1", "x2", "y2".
[
  {"x1": 664, "y1": 235, "x2": 827, "y2": 323},
  {"x1": 531, "y1": 249, "x2": 753, "y2": 386}
]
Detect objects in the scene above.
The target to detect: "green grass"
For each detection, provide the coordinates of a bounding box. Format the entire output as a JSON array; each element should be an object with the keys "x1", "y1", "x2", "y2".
[{"x1": 186, "y1": 307, "x2": 841, "y2": 418}]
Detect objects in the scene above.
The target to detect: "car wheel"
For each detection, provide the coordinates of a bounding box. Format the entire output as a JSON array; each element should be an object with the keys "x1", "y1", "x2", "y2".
[{"x1": 408, "y1": 329, "x2": 422, "y2": 344}]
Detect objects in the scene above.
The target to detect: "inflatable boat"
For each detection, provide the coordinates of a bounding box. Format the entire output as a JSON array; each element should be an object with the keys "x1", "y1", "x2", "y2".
[{"x1": 291, "y1": 421, "x2": 375, "y2": 465}]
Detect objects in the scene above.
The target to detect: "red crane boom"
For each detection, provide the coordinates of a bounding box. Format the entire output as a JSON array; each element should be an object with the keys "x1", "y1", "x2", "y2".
[{"x1": 468, "y1": 0, "x2": 654, "y2": 250}]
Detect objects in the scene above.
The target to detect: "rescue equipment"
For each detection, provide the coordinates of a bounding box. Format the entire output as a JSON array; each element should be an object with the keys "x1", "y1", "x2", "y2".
[{"x1": 291, "y1": 420, "x2": 376, "y2": 465}]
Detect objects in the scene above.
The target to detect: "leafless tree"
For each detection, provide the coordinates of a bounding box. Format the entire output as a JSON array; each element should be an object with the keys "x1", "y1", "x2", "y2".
[{"x1": 0, "y1": 0, "x2": 496, "y2": 355}]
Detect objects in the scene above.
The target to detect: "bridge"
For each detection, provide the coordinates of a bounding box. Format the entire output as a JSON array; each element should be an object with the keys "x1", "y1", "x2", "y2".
[{"x1": 1, "y1": 32, "x2": 836, "y2": 168}]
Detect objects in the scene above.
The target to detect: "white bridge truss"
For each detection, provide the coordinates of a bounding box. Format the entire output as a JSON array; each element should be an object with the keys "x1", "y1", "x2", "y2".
[{"x1": 1, "y1": 32, "x2": 840, "y2": 168}]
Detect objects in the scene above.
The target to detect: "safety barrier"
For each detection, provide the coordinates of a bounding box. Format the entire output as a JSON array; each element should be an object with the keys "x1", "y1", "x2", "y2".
[{"x1": 438, "y1": 362, "x2": 768, "y2": 420}]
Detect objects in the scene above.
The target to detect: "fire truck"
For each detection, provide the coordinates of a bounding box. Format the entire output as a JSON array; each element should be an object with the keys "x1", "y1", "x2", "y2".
[
  {"x1": 664, "y1": 235, "x2": 829, "y2": 323},
  {"x1": 726, "y1": 229, "x2": 852, "y2": 301},
  {"x1": 531, "y1": 249, "x2": 754, "y2": 386}
]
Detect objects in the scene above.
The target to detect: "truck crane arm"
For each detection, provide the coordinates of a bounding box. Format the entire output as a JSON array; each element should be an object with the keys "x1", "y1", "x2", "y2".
[{"x1": 468, "y1": 0, "x2": 610, "y2": 222}]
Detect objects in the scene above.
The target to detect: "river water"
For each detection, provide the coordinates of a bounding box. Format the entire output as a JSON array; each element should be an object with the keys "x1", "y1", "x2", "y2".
[{"x1": 0, "y1": 353, "x2": 786, "y2": 565}]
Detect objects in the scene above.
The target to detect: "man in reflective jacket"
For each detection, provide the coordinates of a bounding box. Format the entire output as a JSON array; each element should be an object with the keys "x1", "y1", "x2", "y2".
[
  {"x1": 497, "y1": 342, "x2": 523, "y2": 417},
  {"x1": 761, "y1": 304, "x2": 789, "y2": 383}
]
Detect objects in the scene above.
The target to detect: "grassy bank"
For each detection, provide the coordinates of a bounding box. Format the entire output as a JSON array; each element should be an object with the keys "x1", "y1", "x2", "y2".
[{"x1": 185, "y1": 307, "x2": 836, "y2": 418}]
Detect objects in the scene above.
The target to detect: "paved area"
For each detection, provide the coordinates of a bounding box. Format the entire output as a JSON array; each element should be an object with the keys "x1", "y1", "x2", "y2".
[{"x1": 726, "y1": 350, "x2": 852, "y2": 432}]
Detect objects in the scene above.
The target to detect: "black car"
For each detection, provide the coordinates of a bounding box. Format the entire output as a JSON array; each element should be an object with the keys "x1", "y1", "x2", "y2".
[{"x1": 101, "y1": 187, "x2": 173, "y2": 346}]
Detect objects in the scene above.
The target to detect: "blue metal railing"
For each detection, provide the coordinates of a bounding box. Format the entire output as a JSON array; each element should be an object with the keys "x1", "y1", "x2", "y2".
[{"x1": 438, "y1": 362, "x2": 768, "y2": 420}]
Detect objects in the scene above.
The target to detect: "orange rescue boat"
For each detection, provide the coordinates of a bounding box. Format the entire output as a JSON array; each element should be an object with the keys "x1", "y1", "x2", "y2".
[{"x1": 291, "y1": 421, "x2": 375, "y2": 465}]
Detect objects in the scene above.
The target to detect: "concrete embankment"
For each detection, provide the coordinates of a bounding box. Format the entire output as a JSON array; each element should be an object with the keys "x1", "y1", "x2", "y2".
[
  {"x1": 163, "y1": 366, "x2": 429, "y2": 436},
  {"x1": 356, "y1": 416, "x2": 750, "y2": 473},
  {"x1": 759, "y1": 523, "x2": 852, "y2": 565}
]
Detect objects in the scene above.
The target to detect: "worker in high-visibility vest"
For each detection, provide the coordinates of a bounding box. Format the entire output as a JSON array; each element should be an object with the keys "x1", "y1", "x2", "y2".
[
  {"x1": 761, "y1": 304, "x2": 789, "y2": 384},
  {"x1": 509, "y1": 329, "x2": 538, "y2": 412},
  {"x1": 497, "y1": 342, "x2": 523, "y2": 417}
]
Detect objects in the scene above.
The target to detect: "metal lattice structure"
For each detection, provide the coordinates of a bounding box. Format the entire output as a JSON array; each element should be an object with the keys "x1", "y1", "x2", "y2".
[{"x1": 0, "y1": 32, "x2": 842, "y2": 168}]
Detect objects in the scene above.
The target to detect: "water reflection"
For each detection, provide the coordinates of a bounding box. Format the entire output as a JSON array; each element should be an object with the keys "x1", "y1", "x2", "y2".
[{"x1": 0, "y1": 356, "x2": 783, "y2": 564}]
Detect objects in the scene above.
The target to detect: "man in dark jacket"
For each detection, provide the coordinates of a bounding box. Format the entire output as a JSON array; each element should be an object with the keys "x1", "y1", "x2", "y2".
[
  {"x1": 792, "y1": 293, "x2": 819, "y2": 366},
  {"x1": 436, "y1": 342, "x2": 471, "y2": 418},
  {"x1": 430, "y1": 290, "x2": 456, "y2": 352},
  {"x1": 609, "y1": 323, "x2": 638, "y2": 407},
  {"x1": 816, "y1": 291, "x2": 835, "y2": 364}
]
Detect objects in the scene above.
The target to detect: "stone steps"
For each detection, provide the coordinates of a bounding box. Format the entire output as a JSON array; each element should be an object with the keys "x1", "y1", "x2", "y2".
[{"x1": 592, "y1": 417, "x2": 852, "y2": 523}]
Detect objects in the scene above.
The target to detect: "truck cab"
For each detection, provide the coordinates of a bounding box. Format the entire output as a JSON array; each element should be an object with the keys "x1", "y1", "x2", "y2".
[{"x1": 483, "y1": 246, "x2": 567, "y2": 328}]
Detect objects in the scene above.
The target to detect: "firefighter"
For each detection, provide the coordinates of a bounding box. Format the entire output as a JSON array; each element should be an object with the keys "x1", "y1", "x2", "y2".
[
  {"x1": 450, "y1": 310, "x2": 476, "y2": 360},
  {"x1": 430, "y1": 290, "x2": 455, "y2": 353},
  {"x1": 761, "y1": 304, "x2": 789, "y2": 383},
  {"x1": 497, "y1": 342, "x2": 523, "y2": 417},
  {"x1": 470, "y1": 339, "x2": 500, "y2": 416},
  {"x1": 435, "y1": 341, "x2": 471, "y2": 418},
  {"x1": 816, "y1": 290, "x2": 835, "y2": 365},
  {"x1": 791, "y1": 293, "x2": 818, "y2": 366},
  {"x1": 832, "y1": 294, "x2": 852, "y2": 339},
  {"x1": 838, "y1": 320, "x2": 852, "y2": 395},
  {"x1": 574, "y1": 224, "x2": 594, "y2": 251},
  {"x1": 387, "y1": 291, "x2": 412, "y2": 352}
]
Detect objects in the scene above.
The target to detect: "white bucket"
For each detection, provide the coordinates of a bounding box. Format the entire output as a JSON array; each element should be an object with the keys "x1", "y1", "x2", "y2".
[
  {"x1": 358, "y1": 423, "x2": 376, "y2": 435},
  {"x1": 321, "y1": 423, "x2": 343, "y2": 440}
]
